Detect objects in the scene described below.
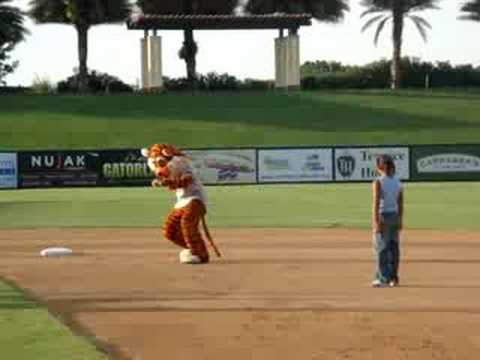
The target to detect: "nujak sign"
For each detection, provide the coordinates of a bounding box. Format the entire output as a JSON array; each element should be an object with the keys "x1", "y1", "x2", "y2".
[
  {"x1": 411, "y1": 145, "x2": 480, "y2": 181},
  {"x1": 18, "y1": 151, "x2": 100, "y2": 188},
  {"x1": 335, "y1": 147, "x2": 410, "y2": 181}
]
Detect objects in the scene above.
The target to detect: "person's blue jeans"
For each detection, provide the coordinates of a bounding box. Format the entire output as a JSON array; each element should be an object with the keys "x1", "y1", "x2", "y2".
[{"x1": 373, "y1": 212, "x2": 400, "y2": 283}]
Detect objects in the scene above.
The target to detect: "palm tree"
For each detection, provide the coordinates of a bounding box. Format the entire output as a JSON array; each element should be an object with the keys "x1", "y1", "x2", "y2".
[
  {"x1": 137, "y1": 1, "x2": 237, "y2": 88},
  {"x1": 29, "y1": 0, "x2": 131, "y2": 92},
  {"x1": 0, "y1": 0, "x2": 27, "y2": 45},
  {"x1": 361, "y1": 0, "x2": 439, "y2": 90},
  {"x1": 245, "y1": 0, "x2": 349, "y2": 23},
  {"x1": 459, "y1": 0, "x2": 480, "y2": 21},
  {"x1": 0, "y1": 0, "x2": 28, "y2": 84}
]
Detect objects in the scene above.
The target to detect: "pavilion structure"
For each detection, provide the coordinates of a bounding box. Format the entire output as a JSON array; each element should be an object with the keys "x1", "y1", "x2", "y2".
[{"x1": 126, "y1": 14, "x2": 312, "y2": 90}]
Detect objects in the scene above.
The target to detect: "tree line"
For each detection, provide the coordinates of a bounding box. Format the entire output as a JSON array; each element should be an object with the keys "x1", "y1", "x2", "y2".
[
  {"x1": 1, "y1": 0, "x2": 480, "y2": 92},
  {"x1": 301, "y1": 58, "x2": 480, "y2": 89}
]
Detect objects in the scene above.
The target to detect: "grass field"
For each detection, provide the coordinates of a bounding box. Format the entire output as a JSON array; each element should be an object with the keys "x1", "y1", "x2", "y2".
[
  {"x1": 1, "y1": 91, "x2": 480, "y2": 150},
  {"x1": 1, "y1": 182, "x2": 479, "y2": 230},
  {"x1": 0, "y1": 281, "x2": 106, "y2": 360}
]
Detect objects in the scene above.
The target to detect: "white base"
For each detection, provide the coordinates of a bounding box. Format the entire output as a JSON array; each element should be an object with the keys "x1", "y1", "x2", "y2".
[
  {"x1": 40, "y1": 247, "x2": 73, "y2": 257},
  {"x1": 179, "y1": 249, "x2": 201, "y2": 264}
]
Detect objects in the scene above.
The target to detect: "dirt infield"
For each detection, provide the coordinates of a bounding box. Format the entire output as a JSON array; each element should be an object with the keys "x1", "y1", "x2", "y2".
[{"x1": 1, "y1": 228, "x2": 480, "y2": 360}]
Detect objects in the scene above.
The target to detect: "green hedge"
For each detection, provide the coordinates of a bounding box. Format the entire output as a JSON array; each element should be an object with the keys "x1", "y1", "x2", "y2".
[{"x1": 301, "y1": 58, "x2": 480, "y2": 90}]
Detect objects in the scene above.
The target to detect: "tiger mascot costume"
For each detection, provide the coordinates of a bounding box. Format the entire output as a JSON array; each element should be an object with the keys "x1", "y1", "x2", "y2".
[{"x1": 141, "y1": 144, "x2": 220, "y2": 264}]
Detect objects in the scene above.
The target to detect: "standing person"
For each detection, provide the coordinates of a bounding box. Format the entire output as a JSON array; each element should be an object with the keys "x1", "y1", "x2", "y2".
[{"x1": 371, "y1": 154, "x2": 404, "y2": 287}]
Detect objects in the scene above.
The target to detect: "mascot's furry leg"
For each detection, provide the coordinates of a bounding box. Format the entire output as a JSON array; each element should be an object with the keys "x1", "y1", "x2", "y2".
[
  {"x1": 180, "y1": 200, "x2": 209, "y2": 263},
  {"x1": 163, "y1": 209, "x2": 187, "y2": 249},
  {"x1": 163, "y1": 200, "x2": 209, "y2": 264}
]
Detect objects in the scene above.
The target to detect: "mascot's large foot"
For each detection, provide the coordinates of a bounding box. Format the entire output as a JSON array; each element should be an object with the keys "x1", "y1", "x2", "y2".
[{"x1": 179, "y1": 249, "x2": 203, "y2": 264}]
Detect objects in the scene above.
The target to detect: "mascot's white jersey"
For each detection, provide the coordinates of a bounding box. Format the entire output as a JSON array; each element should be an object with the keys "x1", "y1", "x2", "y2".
[{"x1": 168, "y1": 156, "x2": 207, "y2": 209}]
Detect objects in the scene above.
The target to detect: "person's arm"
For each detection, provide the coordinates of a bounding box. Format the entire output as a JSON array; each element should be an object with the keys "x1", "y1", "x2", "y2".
[
  {"x1": 372, "y1": 180, "x2": 381, "y2": 233},
  {"x1": 398, "y1": 189, "x2": 404, "y2": 231}
]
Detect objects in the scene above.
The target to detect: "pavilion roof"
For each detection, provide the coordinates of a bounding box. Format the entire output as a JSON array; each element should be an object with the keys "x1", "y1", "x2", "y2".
[{"x1": 127, "y1": 13, "x2": 312, "y2": 30}]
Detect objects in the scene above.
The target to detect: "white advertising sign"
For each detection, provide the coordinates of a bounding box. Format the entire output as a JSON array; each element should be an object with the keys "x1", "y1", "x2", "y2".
[
  {"x1": 0, "y1": 153, "x2": 17, "y2": 189},
  {"x1": 417, "y1": 153, "x2": 480, "y2": 173},
  {"x1": 335, "y1": 147, "x2": 410, "y2": 181},
  {"x1": 258, "y1": 148, "x2": 333, "y2": 183},
  {"x1": 186, "y1": 149, "x2": 256, "y2": 185}
]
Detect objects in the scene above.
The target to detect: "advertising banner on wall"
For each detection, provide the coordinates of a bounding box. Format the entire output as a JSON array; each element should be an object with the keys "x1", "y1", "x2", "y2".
[
  {"x1": 335, "y1": 147, "x2": 410, "y2": 181},
  {"x1": 0, "y1": 152, "x2": 17, "y2": 189},
  {"x1": 18, "y1": 151, "x2": 101, "y2": 188},
  {"x1": 17, "y1": 148, "x2": 257, "y2": 188},
  {"x1": 186, "y1": 149, "x2": 256, "y2": 185},
  {"x1": 98, "y1": 149, "x2": 152, "y2": 186},
  {"x1": 99, "y1": 149, "x2": 257, "y2": 186},
  {"x1": 411, "y1": 145, "x2": 480, "y2": 181},
  {"x1": 258, "y1": 148, "x2": 333, "y2": 183},
  {"x1": 18, "y1": 149, "x2": 154, "y2": 188}
]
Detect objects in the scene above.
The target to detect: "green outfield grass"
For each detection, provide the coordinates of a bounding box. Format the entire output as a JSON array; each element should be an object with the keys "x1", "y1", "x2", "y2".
[
  {"x1": 1, "y1": 183, "x2": 479, "y2": 230},
  {"x1": 0, "y1": 281, "x2": 106, "y2": 360},
  {"x1": 1, "y1": 91, "x2": 480, "y2": 150}
]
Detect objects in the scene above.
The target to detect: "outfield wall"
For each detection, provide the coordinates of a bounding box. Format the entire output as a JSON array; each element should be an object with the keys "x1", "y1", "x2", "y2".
[{"x1": 2, "y1": 144, "x2": 480, "y2": 189}]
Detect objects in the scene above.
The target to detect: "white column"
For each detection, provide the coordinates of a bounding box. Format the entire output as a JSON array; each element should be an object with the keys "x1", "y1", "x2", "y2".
[
  {"x1": 275, "y1": 36, "x2": 287, "y2": 88},
  {"x1": 275, "y1": 33, "x2": 300, "y2": 90},
  {"x1": 140, "y1": 35, "x2": 163, "y2": 90},
  {"x1": 286, "y1": 34, "x2": 300, "y2": 89},
  {"x1": 140, "y1": 37, "x2": 149, "y2": 89},
  {"x1": 147, "y1": 35, "x2": 163, "y2": 89}
]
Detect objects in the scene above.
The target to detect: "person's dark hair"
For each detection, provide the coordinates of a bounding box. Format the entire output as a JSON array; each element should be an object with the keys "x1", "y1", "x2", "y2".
[{"x1": 376, "y1": 154, "x2": 396, "y2": 176}]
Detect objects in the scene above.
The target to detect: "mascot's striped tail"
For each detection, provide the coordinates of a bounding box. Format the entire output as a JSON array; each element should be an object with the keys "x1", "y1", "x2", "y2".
[{"x1": 201, "y1": 216, "x2": 221, "y2": 258}]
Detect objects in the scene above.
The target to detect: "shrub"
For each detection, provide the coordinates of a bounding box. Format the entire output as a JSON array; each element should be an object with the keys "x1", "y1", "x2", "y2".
[
  {"x1": 31, "y1": 75, "x2": 55, "y2": 94},
  {"x1": 163, "y1": 73, "x2": 273, "y2": 92},
  {"x1": 57, "y1": 70, "x2": 134, "y2": 94},
  {"x1": 198, "y1": 72, "x2": 239, "y2": 91},
  {"x1": 0, "y1": 85, "x2": 30, "y2": 94}
]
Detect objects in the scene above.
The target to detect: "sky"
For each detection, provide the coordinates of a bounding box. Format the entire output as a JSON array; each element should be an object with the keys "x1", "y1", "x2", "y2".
[{"x1": 5, "y1": 0, "x2": 480, "y2": 86}]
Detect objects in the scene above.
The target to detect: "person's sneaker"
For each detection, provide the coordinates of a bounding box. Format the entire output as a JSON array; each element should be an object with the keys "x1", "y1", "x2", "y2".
[
  {"x1": 389, "y1": 279, "x2": 399, "y2": 287},
  {"x1": 371, "y1": 279, "x2": 389, "y2": 288}
]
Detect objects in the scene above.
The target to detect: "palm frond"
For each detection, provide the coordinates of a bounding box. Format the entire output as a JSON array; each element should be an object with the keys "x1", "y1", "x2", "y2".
[
  {"x1": 408, "y1": 15, "x2": 428, "y2": 42},
  {"x1": 29, "y1": 0, "x2": 69, "y2": 24},
  {"x1": 360, "y1": 0, "x2": 392, "y2": 9},
  {"x1": 246, "y1": 0, "x2": 349, "y2": 23},
  {"x1": 406, "y1": 0, "x2": 440, "y2": 13},
  {"x1": 408, "y1": 14, "x2": 432, "y2": 29},
  {"x1": 360, "y1": 7, "x2": 387, "y2": 18},
  {"x1": 29, "y1": 0, "x2": 131, "y2": 26},
  {"x1": 307, "y1": 0, "x2": 350, "y2": 22},
  {"x1": 374, "y1": 16, "x2": 390, "y2": 46},
  {"x1": 0, "y1": 0, "x2": 28, "y2": 45},
  {"x1": 459, "y1": 13, "x2": 480, "y2": 21},
  {"x1": 361, "y1": 14, "x2": 386, "y2": 32},
  {"x1": 459, "y1": 0, "x2": 480, "y2": 22}
]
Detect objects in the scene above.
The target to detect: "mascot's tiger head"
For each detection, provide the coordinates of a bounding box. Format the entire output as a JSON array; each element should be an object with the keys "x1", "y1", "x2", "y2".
[{"x1": 141, "y1": 144, "x2": 184, "y2": 176}]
